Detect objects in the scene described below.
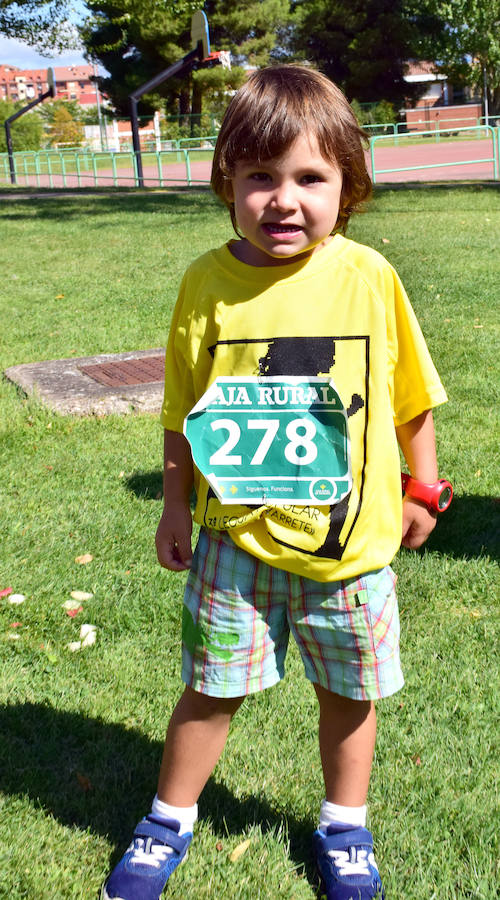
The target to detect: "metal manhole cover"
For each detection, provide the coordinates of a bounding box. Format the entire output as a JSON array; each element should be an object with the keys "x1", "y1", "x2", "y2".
[{"x1": 79, "y1": 355, "x2": 165, "y2": 387}]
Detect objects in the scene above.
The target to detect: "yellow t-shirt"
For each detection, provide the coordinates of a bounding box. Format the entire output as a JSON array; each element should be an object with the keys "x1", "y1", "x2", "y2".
[{"x1": 161, "y1": 234, "x2": 447, "y2": 582}]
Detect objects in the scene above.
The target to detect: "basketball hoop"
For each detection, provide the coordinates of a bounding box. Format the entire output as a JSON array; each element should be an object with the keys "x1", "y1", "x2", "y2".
[{"x1": 200, "y1": 50, "x2": 232, "y2": 70}]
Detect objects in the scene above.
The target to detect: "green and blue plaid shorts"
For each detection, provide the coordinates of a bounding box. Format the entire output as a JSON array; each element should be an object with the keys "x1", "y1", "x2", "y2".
[{"x1": 181, "y1": 528, "x2": 404, "y2": 701}]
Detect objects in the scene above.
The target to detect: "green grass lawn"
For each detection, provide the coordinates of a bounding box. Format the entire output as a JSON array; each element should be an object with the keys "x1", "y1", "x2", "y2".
[{"x1": 1, "y1": 186, "x2": 499, "y2": 899}]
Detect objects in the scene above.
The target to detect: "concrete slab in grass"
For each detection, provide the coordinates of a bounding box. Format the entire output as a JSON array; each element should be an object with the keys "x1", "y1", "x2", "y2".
[{"x1": 4, "y1": 348, "x2": 166, "y2": 416}]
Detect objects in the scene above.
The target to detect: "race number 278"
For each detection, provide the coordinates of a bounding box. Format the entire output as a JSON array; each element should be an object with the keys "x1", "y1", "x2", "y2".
[{"x1": 208, "y1": 417, "x2": 318, "y2": 468}]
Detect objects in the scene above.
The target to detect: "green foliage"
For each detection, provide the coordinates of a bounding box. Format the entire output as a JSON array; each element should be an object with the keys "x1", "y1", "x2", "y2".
[
  {"x1": 0, "y1": 0, "x2": 80, "y2": 52},
  {"x1": 38, "y1": 98, "x2": 87, "y2": 125},
  {"x1": 80, "y1": 1, "x2": 285, "y2": 126},
  {"x1": 0, "y1": 99, "x2": 44, "y2": 152},
  {"x1": 351, "y1": 99, "x2": 397, "y2": 126},
  {"x1": 203, "y1": 0, "x2": 292, "y2": 67},
  {"x1": 290, "y1": 0, "x2": 427, "y2": 106},
  {"x1": 46, "y1": 105, "x2": 84, "y2": 147},
  {"x1": 409, "y1": 0, "x2": 500, "y2": 113}
]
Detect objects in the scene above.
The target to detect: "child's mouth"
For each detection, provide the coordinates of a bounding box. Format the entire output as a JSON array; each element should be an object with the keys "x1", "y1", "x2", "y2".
[{"x1": 262, "y1": 223, "x2": 302, "y2": 236}]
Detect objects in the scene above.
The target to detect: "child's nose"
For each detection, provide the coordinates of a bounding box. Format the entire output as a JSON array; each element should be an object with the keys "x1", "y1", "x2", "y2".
[{"x1": 269, "y1": 181, "x2": 297, "y2": 212}]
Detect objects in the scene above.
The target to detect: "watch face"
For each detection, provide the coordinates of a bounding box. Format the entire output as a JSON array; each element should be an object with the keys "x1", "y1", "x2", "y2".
[{"x1": 438, "y1": 485, "x2": 453, "y2": 511}]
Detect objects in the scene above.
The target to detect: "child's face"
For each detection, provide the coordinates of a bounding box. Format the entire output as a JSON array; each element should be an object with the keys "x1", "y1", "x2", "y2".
[{"x1": 226, "y1": 132, "x2": 343, "y2": 267}]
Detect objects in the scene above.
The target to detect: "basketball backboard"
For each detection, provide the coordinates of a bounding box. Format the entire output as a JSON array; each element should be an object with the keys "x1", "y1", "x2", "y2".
[{"x1": 191, "y1": 10, "x2": 210, "y2": 58}]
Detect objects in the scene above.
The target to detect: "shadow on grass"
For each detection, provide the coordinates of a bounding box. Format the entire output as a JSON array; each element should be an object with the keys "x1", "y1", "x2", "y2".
[
  {"x1": 0, "y1": 702, "x2": 317, "y2": 887},
  {"x1": 424, "y1": 494, "x2": 499, "y2": 561},
  {"x1": 0, "y1": 190, "x2": 220, "y2": 222}
]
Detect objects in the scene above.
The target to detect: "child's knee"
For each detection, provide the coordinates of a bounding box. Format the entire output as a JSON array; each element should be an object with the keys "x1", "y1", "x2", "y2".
[{"x1": 182, "y1": 685, "x2": 245, "y2": 719}]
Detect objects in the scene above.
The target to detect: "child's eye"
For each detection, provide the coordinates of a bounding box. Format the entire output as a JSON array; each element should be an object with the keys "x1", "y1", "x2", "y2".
[
  {"x1": 249, "y1": 171, "x2": 271, "y2": 182},
  {"x1": 301, "y1": 174, "x2": 322, "y2": 185}
]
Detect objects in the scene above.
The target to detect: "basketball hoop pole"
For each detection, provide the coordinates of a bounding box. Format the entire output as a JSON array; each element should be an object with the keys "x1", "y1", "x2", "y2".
[
  {"x1": 5, "y1": 68, "x2": 56, "y2": 184},
  {"x1": 129, "y1": 45, "x2": 204, "y2": 187},
  {"x1": 129, "y1": 10, "x2": 220, "y2": 187}
]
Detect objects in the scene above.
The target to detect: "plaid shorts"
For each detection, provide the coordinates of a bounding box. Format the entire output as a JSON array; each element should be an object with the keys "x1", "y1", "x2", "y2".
[{"x1": 181, "y1": 528, "x2": 404, "y2": 701}]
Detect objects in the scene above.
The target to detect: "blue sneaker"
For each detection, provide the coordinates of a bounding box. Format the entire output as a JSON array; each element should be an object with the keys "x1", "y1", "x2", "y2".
[
  {"x1": 101, "y1": 815, "x2": 192, "y2": 900},
  {"x1": 313, "y1": 823, "x2": 384, "y2": 900}
]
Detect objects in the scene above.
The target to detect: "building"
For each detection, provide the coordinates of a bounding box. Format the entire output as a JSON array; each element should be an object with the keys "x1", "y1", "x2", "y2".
[
  {"x1": 404, "y1": 60, "x2": 482, "y2": 131},
  {"x1": 0, "y1": 64, "x2": 98, "y2": 106}
]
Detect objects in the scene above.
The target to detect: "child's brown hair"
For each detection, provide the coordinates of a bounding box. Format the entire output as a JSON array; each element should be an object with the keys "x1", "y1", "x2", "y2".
[{"x1": 211, "y1": 64, "x2": 372, "y2": 234}]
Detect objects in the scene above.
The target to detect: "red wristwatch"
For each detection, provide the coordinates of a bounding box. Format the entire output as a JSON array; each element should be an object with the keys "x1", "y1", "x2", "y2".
[{"x1": 401, "y1": 473, "x2": 453, "y2": 513}]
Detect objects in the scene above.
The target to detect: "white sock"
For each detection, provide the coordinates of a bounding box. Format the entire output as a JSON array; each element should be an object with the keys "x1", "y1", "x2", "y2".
[
  {"x1": 151, "y1": 795, "x2": 198, "y2": 835},
  {"x1": 319, "y1": 799, "x2": 367, "y2": 832}
]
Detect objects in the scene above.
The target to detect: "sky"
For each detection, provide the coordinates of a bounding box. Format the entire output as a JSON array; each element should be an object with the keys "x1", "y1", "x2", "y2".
[{"x1": 0, "y1": 1, "x2": 89, "y2": 70}]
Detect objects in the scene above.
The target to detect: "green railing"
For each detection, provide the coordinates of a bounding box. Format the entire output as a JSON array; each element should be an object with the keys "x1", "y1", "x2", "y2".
[
  {"x1": 0, "y1": 144, "x2": 216, "y2": 188},
  {"x1": 2, "y1": 127, "x2": 499, "y2": 189},
  {"x1": 370, "y1": 125, "x2": 499, "y2": 184}
]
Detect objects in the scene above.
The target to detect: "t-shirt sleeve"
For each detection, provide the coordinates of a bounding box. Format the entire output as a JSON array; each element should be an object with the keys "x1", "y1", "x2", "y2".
[
  {"x1": 385, "y1": 265, "x2": 448, "y2": 426},
  {"x1": 160, "y1": 273, "x2": 196, "y2": 432}
]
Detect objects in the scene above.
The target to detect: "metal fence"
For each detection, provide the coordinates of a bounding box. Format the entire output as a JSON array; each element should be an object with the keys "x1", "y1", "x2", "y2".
[
  {"x1": 1, "y1": 126, "x2": 499, "y2": 189},
  {"x1": 369, "y1": 125, "x2": 499, "y2": 183}
]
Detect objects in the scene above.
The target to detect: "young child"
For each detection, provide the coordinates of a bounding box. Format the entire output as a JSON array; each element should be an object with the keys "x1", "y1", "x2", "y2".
[{"x1": 102, "y1": 65, "x2": 449, "y2": 900}]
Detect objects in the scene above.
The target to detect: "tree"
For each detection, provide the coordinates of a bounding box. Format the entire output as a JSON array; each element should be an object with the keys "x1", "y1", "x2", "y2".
[
  {"x1": 80, "y1": 1, "x2": 289, "y2": 124},
  {"x1": 80, "y1": 1, "x2": 199, "y2": 117},
  {"x1": 409, "y1": 0, "x2": 500, "y2": 113},
  {"x1": 203, "y1": 0, "x2": 292, "y2": 67},
  {"x1": 289, "y1": 0, "x2": 429, "y2": 108},
  {"x1": 0, "y1": 99, "x2": 44, "y2": 151},
  {"x1": 46, "y1": 104, "x2": 84, "y2": 145},
  {"x1": 0, "y1": 1, "x2": 80, "y2": 52}
]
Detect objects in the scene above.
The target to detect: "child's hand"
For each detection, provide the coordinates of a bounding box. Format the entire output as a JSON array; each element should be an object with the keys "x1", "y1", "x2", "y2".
[
  {"x1": 155, "y1": 502, "x2": 193, "y2": 571},
  {"x1": 401, "y1": 497, "x2": 437, "y2": 549}
]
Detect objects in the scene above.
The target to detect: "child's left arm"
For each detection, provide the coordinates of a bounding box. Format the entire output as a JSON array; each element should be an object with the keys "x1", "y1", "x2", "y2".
[{"x1": 395, "y1": 409, "x2": 438, "y2": 549}]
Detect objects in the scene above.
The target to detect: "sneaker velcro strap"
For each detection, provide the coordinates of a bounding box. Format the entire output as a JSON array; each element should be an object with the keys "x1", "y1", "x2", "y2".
[
  {"x1": 133, "y1": 820, "x2": 188, "y2": 855},
  {"x1": 322, "y1": 827, "x2": 373, "y2": 852}
]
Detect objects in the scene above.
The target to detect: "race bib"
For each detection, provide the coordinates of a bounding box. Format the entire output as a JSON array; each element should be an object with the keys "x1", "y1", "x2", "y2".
[{"x1": 184, "y1": 376, "x2": 352, "y2": 506}]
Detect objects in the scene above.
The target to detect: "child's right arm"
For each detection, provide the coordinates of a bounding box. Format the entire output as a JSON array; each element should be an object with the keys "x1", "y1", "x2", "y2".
[{"x1": 155, "y1": 429, "x2": 194, "y2": 572}]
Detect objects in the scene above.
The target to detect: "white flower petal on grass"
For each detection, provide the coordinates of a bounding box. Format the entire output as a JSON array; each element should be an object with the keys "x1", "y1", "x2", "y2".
[
  {"x1": 70, "y1": 590, "x2": 93, "y2": 601},
  {"x1": 9, "y1": 594, "x2": 25, "y2": 605},
  {"x1": 80, "y1": 624, "x2": 97, "y2": 647},
  {"x1": 67, "y1": 641, "x2": 82, "y2": 652},
  {"x1": 8, "y1": 633, "x2": 21, "y2": 640},
  {"x1": 63, "y1": 600, "x2": 83, "y2": 611}
]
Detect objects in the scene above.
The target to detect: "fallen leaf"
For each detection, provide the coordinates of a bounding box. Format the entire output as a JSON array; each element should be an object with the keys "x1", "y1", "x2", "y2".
[
  {"x1": 9, "y1": 593, "x2": 25, "y2": 605},
  {"x1": 215, "y1": 842, "x2": 224, "y2": 852},
  {"x1": 55, "y1": 293, "x2": 65, "y2": 299},
  {"x1": 475, "y1": 470, "x2": 481, "y2": 477},
  {"x1": 229, "y1": 839, "x2": 251, "y2": 862},
  {"x1": 76, "y1": 772, "x2": 93, "y2": 792},
  {"x1": 412, "y1": 755, "x2": 422, "y2": 766},
  {"x1": 66, "y1": 606, "x2": 83, "y2": 618},
  {"x1": 10, "y1": 622, "x2": 22, "y2": 628},
  {"x1": 70, "y1": 590, "x2": 93, "y2": 602},
  {"x1": 75, "y1": 553, "x2": 93, "y2": 565},
  {"x1": 0, "y1": 587, "x2": 13, "y2": 597}
]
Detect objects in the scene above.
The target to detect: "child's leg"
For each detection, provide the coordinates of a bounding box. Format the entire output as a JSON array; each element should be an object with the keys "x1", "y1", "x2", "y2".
[
  {"x1": 314, "y1": 684, "x2": 376, "y2": 807},
  {"x1": 157, "y1": 685, "x2": 245, "y2": 806}
]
